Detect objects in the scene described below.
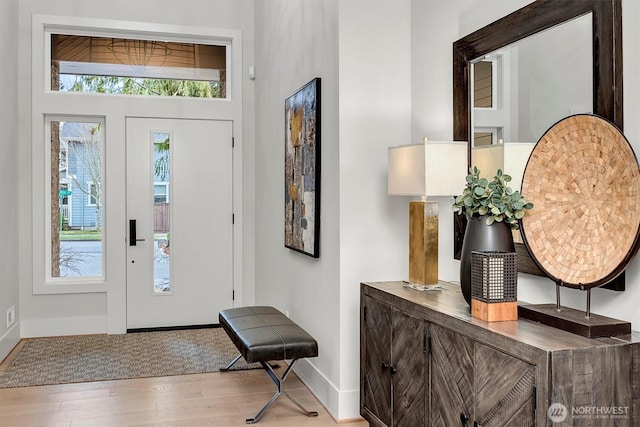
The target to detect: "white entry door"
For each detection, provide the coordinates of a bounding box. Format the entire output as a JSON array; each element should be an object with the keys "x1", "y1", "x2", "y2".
[{"x1": 126, "y1": 117, "x2": 233, "y2": 329}]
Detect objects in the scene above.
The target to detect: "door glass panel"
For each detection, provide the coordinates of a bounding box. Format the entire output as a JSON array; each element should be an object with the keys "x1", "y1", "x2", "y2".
[
  {"x1": 50, "y1": 120, "x2": 104, "y2": 278},
  {"x1": 153, "y1": 132, "x2": 171, "y2": 294}
]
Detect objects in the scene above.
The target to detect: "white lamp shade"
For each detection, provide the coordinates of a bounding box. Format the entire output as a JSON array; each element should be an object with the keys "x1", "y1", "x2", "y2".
[
  {"x1": 388, "y1": 141, "x2": 468, "y2": 196},
  {"x1": 472, "y1": 142, "x2": 535, "y2": 191}
]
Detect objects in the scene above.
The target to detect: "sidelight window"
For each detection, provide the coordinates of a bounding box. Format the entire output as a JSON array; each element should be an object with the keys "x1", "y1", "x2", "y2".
[{"x1": 48, "y1": 118, "x2": 104, "y2": 279}]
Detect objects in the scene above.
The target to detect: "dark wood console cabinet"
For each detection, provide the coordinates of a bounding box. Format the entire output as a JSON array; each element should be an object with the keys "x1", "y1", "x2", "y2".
[
  {"x1": 362, "y1": 295, "x2": 427, "y2": 426},
  {"x1": 360, "y1": 281, "x2": 640, "y2": 426}
]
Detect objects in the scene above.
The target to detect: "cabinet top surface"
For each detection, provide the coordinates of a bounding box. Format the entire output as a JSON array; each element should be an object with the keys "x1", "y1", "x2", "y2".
[{"x1": 361, "y1": 281, "x2": 640, "y2": 351}]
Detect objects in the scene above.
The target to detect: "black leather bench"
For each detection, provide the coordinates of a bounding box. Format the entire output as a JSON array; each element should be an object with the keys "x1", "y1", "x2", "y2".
[{"x1": 219, "y1": 306, "x2": 319, "y2": 424}]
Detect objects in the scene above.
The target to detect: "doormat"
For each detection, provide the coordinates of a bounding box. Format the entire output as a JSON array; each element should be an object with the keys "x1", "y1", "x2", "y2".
[{"x1": 0, "y1": 327, "x2": 256, "y2": 388}]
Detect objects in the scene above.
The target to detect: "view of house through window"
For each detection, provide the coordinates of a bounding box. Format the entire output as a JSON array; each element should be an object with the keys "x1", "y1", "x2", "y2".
[
  {"x1": 153, "y1": 132, "x2": 171, "y2": 294},
  {"x1": 50, "y1": 120, "x2": 104, "y2": 278},
  {"x1": 51, "y1": 34, "x2": 227, "y2": 98}
]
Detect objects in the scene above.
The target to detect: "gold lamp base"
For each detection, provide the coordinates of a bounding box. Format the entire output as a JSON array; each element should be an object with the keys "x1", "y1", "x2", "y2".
[{"x1": 408, "y1": 200, "x2": 438, "y2": 286}]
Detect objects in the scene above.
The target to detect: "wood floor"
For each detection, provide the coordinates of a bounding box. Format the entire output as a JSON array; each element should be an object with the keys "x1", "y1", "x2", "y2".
[{"x1": 0, "y1": 365, "x2": 369, "y2": 426}]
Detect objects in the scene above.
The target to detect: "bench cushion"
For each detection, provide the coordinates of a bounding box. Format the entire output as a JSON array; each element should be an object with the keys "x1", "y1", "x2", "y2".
[{"x1": 219, "y1": 306, "x2": 318, "y2": 363}]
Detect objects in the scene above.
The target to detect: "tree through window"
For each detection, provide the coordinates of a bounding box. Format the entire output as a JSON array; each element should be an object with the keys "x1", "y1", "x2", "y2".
[
  {"x1": 50, "y1": 119, "x2": 104, "y2": 278},
  {"x1": 51, "y1": 34, "x2": 227, "y2": 98}
]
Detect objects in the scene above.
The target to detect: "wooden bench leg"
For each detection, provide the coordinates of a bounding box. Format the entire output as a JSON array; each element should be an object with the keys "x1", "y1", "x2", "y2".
[{"x1": 246, "y1": 359, "x2": 318, "y2": 424}]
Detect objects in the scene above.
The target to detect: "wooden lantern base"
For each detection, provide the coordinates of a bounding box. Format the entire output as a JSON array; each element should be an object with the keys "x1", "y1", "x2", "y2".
[{"x1": 471, "y1": 299, "x2": 517, "y2": 322}]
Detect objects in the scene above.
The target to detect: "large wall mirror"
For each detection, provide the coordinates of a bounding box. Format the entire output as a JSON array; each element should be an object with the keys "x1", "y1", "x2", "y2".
[{"x1": 452, "y1": 0, "x2": 624, "y2": 289}]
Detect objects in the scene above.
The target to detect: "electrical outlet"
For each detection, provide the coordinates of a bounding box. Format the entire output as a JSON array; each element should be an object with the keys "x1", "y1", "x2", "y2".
[{"x1": 6, "y1": 306, "x2": 15, "y2": 328}]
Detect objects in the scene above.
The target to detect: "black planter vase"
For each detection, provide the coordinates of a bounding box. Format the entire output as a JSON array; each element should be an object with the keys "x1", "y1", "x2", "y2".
[{"x1": 459, "y1": 215, "x2": 515, "y2": 306}]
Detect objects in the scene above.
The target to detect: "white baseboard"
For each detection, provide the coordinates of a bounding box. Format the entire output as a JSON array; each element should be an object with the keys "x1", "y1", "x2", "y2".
[
  {"x1": 293, "y1": 358, "x2": 361, "y2": 421},
  {"x1": 20, "y1": 315, "x2": 107, "y2": 338},
  {"x1": 0, "y1": 322, "x2": 20, "y2": 363}
]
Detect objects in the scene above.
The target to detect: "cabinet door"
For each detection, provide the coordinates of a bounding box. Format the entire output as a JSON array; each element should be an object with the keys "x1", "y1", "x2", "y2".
[
  {"x1": 430, "y1": 324, "x2": 474, "y2": 426},
  {"x1": 392, "y1": 309, "x2": 427, "y2": 427},
  {"x1": 430, "y1": 324, "x2": 536, "y2": 427},
  {"x1": 474, "y1": 343, "x2": 535, "y2": 426},
  {"x1": 363, "y1": 295, "x2": 392, "y2": 426}
]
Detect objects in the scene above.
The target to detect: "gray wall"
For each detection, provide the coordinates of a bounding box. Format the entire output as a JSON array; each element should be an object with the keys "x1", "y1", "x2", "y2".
[{"x1": 0, "y1": 0, "x2": 20, "y2": 361}]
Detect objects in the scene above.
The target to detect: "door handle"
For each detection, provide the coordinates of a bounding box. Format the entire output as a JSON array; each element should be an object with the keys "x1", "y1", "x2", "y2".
[{"x1": 129, "y1": 219, "x2": 146, "y2": 246}]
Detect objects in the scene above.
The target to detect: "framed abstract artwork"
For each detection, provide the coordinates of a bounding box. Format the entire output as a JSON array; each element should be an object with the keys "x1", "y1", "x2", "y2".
[{"x1": 284, "y1": 78, "x2": 321, "y2": 258}]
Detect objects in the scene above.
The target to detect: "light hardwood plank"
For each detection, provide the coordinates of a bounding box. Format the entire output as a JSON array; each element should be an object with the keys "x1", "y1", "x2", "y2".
[{"x1": 0, "y1": 368, "x2": 368, "y2": 426}]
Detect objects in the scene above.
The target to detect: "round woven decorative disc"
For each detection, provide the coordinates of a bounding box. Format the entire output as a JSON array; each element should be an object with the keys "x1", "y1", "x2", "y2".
[{"x1": 521, "y1": 114, "x2": 640, "y2": 288}]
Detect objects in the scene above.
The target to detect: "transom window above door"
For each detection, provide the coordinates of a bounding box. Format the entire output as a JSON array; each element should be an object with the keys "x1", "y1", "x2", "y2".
[{"x1": 51, "y1": 34, "x2": 227, "y2": 98}]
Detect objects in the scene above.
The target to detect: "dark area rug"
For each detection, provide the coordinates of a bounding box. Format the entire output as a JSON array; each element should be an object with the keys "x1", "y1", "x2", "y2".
[{"x1": 0, "y1": 327, "x2": 255, "y2": 388}]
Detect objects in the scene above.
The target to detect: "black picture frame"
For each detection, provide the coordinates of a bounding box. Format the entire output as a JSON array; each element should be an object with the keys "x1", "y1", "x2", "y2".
[{"x1": 284, "y1": 78, "x2": 321, "y2": 258}]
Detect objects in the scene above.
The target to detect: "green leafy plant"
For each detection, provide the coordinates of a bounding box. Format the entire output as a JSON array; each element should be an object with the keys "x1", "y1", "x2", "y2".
[{"x1": 453, "y1": 167, "x2": 533, "y2": 230}]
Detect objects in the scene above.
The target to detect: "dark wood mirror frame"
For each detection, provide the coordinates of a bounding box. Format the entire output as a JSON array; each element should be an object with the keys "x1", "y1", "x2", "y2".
[{"x1": 452, "y1": 0, "x2": 624, "y2": 290}]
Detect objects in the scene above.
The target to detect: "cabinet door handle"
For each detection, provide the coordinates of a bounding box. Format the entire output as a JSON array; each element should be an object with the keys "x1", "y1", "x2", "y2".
[
  {"x1": 381, "y1": 362, "x2": 389, "y2": 371},
  {"x1": 473, "y1": 422, "x2": 482, "y2": 427},
  {"x1": 389, "y1": 365, "x2": 397, "y2": 376},
  {"x1": 460, "y1": 413, "x2": 469, "y2": 425}
]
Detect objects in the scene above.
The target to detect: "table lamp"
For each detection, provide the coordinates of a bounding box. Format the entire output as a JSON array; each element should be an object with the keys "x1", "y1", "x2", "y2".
[{"x1": 388, "y1": 140, "x2": 467, "y2": 288}]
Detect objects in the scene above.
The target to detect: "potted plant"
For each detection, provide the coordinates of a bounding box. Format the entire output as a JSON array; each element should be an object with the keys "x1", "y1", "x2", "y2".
[
  {"x1": 453, "y1": 167, "x2": 533, "y2": 229},
  {"x1": 453, "y1": 167, "x2": 534, "y2": 305}
]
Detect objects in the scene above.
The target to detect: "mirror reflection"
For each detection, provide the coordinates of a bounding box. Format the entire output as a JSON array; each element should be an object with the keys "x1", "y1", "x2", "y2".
[{"x1": 470, "y1": 13, "x2": 592, "y2": 185}]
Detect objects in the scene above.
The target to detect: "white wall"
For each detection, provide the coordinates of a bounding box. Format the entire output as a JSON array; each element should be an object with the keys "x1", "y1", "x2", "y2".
[
  {"x1": 338, "y1": 0, "x2": 412, "y2": 418},
  {"x1": 412, "y1": 0, "x2": 640, "y2": 330},
  {"x1": 254, "y1": 0, "x2": 411, "y2": 420},
  {"x1": 17, "y1": 0, "x2": 255, "y2": 336},
  {"x1": 253, "y1": 0, "x2": 343, "y2": 418},
  {"x1": 0, "y1": 0, "x2": 21, "y2": 361}
]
